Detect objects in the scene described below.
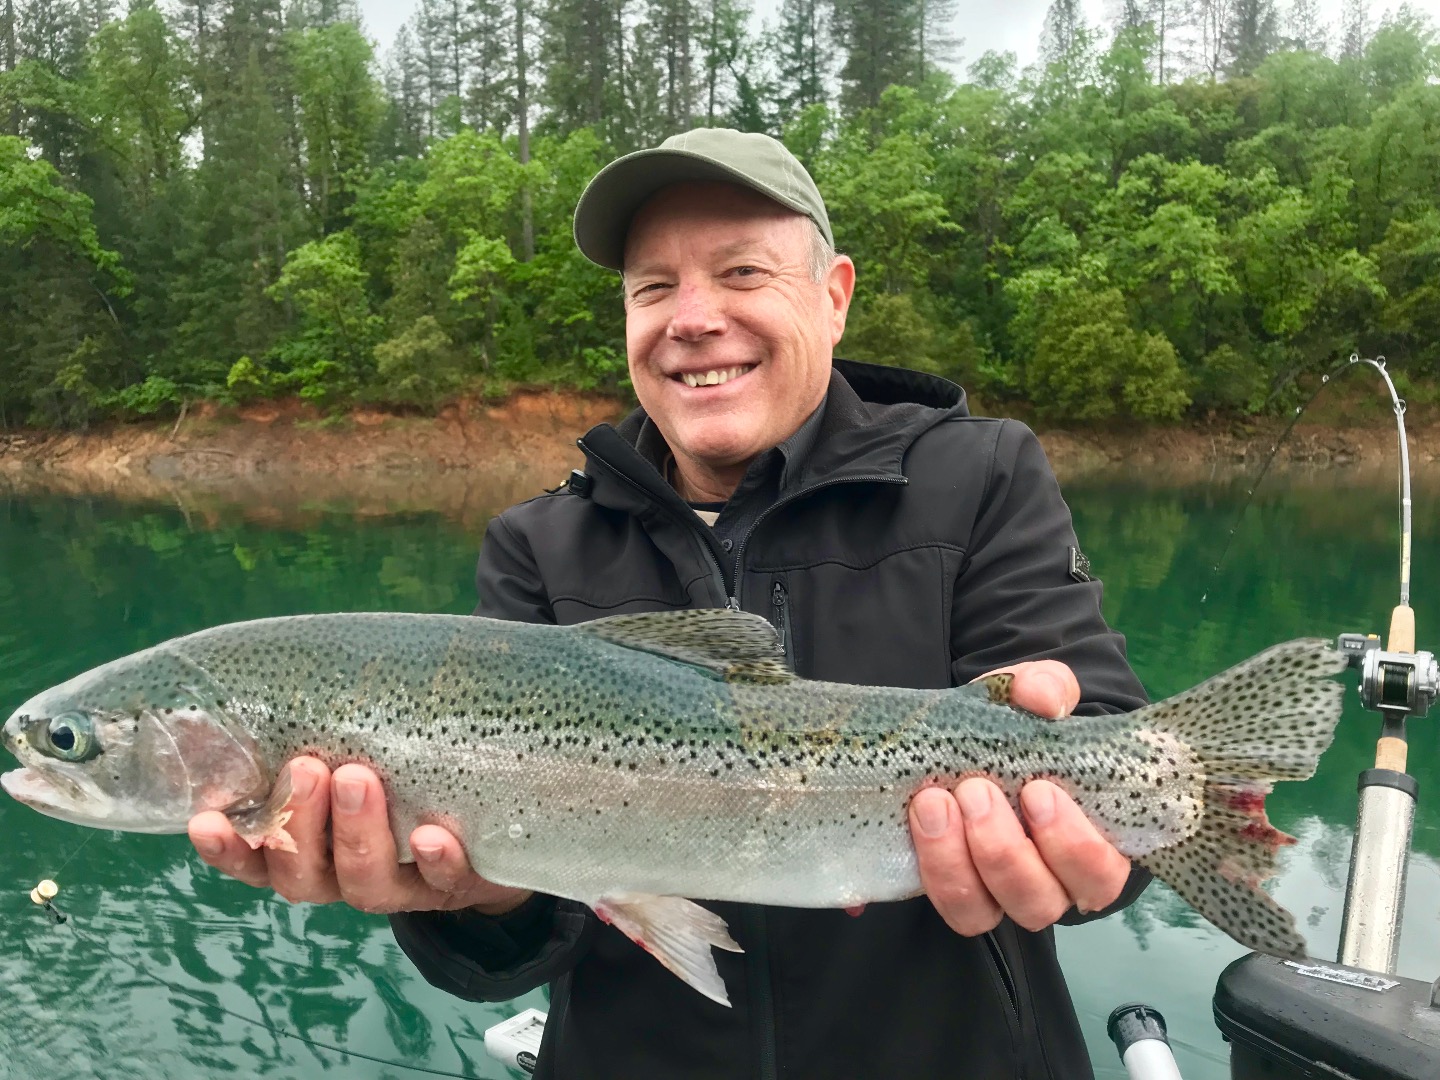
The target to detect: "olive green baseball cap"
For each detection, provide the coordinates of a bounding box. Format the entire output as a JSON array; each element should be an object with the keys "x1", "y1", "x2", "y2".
[{"x1": 573, "y1": 127, "x2": 833, "y2": 271}]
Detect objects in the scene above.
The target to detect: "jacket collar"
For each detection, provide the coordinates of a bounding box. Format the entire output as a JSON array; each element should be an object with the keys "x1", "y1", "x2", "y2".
[{"x1": 576, "y1": 358, "x2": 969, "y2": 514}]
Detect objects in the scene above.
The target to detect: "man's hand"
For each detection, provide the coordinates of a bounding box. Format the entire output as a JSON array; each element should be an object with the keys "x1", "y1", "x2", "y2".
[
  {"x1": 908, "y1": 660, "x2": 1133, "y2": 935},
  {"x1": 188, "y1": 758, "x2": 530, "y2": 916}
]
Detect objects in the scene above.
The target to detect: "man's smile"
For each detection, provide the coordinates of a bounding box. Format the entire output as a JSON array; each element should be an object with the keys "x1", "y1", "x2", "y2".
[{"x1": 671, "y1": 364, "x2": 756, "y2": 389}]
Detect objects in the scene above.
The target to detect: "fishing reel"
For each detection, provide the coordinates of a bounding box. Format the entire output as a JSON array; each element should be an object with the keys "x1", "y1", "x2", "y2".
[{"x1": 1335, "y1": 633, "x2": 1439, "y2": 718}]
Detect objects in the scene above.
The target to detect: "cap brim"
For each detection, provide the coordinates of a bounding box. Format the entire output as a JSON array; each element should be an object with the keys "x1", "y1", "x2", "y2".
[{"x1": 573, "y1": 149, "x2": 817, "y2": 271}]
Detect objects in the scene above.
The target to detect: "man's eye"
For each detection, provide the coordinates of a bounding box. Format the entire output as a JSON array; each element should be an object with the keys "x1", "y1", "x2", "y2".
[
  {"x1": 732, "y1": 266, "x2": 758, "y2": 277},
  {"x1": 633, "y1": 282, "x2": 668, "y2": 297}
]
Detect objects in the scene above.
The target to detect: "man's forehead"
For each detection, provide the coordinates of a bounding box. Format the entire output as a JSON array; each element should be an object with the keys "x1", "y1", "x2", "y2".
[
  {"x1": 624, "y1": 188, "x2": 809, "y2": 270},
  {"x1": 628, "y1": 232, "x2": 790, "y2": 268}
]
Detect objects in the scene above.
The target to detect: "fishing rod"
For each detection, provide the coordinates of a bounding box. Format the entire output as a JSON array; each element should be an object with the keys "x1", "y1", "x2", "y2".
[{"x1": 1331, "y1": 355, "x2": 1437, "y2": 973}]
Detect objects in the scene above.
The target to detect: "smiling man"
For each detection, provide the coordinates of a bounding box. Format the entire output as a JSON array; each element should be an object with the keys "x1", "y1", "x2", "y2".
[{"x1": 189, "y1": 129, "x2": 1149, "y2": 1079}]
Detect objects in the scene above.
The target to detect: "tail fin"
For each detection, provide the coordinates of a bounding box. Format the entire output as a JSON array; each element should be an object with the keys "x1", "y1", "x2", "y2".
[{"x1": 1132, "y1": 638, "x2": 1347, "y2": 958}]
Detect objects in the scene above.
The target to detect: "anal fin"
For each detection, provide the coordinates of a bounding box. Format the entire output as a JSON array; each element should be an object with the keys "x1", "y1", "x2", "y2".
[
  {"x1": 592, "y1": 892, "x2": 743, "y2": 1007},
  {"x1": 227, "y1": 766, "x2": 297, "y2": 854}
]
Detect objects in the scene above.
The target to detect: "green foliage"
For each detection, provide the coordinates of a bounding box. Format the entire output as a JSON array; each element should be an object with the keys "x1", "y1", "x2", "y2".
[
  {"x1": 108, "y1": 375, "x2": 185, "y2": 417},
  {"x1": 373, "y1": 315, "x2": 464, "y2": 405},
  {"x1": 1026, "y1": 288, "x2": 1191, "y2": 421},
  {"x1": 3, "y1": 1, "x2": 1440, "y2": 429},
  {"x1": 265, "y1": 231, "x2": 381, "y2": 403}
]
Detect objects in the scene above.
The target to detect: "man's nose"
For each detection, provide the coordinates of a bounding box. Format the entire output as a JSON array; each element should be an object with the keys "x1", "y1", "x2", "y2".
[{"x1": 667, "y1": 281, "x2": 726, "y2": 341}]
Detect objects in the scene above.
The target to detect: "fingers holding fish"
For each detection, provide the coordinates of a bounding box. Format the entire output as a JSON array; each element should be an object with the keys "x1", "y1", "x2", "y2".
[
  {"x1": 188, "y1": 810, "x2": 274, "y2": 891},
  {"x1": 408, "y1": 823, "x2": 536, "y2": 915},
  {"x1": 263, "y1": 758, "x2": 345, "y2": 904},
  {"x1": 331, "y1": 763, "x2": 412, "y2": 913},
  {"x1": 1019, "y1": 780, "x2": 1132, "y2": 915},
  {"x1": 329, "y1": 763, "x2": 528, "y2": 915},
  {"x1": 909, "y1": 785, "x2": 1003, "y2": 936},
  {"x1": 957, "y1": 778, "x2": 1073, "y2": 933},
  {"x1": 975, "y1": 660, "x2": 1080, "y2": 720}
]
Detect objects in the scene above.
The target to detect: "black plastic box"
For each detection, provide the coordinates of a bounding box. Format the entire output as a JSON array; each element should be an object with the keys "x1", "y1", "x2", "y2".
[{"x1": 1213, "y1": 953, "x2": 1440, "y2": 1079}]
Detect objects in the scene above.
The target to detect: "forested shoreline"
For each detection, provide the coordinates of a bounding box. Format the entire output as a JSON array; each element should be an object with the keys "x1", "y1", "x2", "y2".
[{"x1": 2, "y1": 0, "x2": 1438, "y2": 431}]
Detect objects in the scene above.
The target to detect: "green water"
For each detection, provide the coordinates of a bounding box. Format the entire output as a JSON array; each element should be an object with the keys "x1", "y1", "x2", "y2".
[{"x1": 2, "y1": 475, "x2": 1439, "y2": 1079}]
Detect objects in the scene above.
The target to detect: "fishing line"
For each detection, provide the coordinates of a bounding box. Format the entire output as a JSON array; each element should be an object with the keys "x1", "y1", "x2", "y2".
[
  {"x1": 1195, "y1": 354, "x2": 1408, "y2": 609},
  {"x1": 16, "y1": 834, "x2": 487, "y2": 1080}
]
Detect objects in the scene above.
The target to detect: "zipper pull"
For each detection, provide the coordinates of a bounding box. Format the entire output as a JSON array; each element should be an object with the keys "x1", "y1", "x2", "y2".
[
  {"x1": 770, "y1": 582, "x2": 790, "y2": 658},
  {"x1": 726, "y1": 596, "x2": 741, "y2": 611}
]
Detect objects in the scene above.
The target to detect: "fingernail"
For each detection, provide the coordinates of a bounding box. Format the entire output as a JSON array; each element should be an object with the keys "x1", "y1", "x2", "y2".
[
  {"x1": 957, "y1": 781, "x2": 992, "y2": 823},
  {"x1": 289, "y1": 768, "x2": 317, "y2": 803},
  {"x1": 1024, "y1": 782, "x2": 1057, "y2": 826},
  {"x1": 195, "y1": 837, "x2": 223, "y2": 858},
  {"x1": 334, "y1": 776, "x2": 366, "y2": 814},
  {"x1": 414, "y1": 844, "x2": 442, "y2": 862},
  {"x1": 1039, "y1": 672, "x2": 1069, "y2": 717},
  {"x1": 914, "y1": 792, "x2": 952, "y2": 837}
]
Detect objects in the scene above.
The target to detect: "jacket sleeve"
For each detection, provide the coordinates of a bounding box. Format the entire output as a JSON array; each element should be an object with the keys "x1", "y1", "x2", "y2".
[
  {"x1": 389, "y1": 506, "x2": 600, "y2": 1001},
  {"x1": 949, "y1": 420, "x2": 1152, "y2": 923}
]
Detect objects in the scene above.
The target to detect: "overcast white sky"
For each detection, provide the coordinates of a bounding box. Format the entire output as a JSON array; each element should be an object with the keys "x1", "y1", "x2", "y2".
[{"x1": 356, "y1": 0, "x2": 1440, "y2": 73}]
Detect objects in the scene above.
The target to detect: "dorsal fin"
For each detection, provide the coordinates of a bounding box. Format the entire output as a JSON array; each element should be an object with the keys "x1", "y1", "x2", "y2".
[{"x1": 577, "y1": 609, "x2": 794, "y2": 683}]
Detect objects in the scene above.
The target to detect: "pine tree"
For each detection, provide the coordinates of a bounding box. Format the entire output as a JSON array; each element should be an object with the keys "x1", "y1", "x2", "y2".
[
  {"x1": 1039, "y1": 0, "x2": 1090, "y2": 95},
  {"x1": 1146, "y1": 0, "x2": 1191, "y2": 84},
  {"x1": 832, "y1": 0, "x2": 921, "y2": 114},
  {"x1": 1195, "y1": 0, "x2": 1234, "y2": 79},
  {"x1": 1224, "y1": 0, "x2": 1280, "y2": 75},
  {"x1": 538, "y1": 0, "x2": 627, "y2": 147},
  {"x1": 2, "y1": 0, "x2": 17, "y2": 134},
  {"x1": 1338, "y1": 0, "x2": 1368, "y2": 59},
  {"x1": 515, "y1": 0, "x2": 533, "y2": 259},
  {"x1": 1041, "y1": 0, "x2": 1083, "y2": 64},
  {"x1": 697, "y1": 0, "x2": 747, "y2": 125},
  {"x1": 16, "y1": 0, "x2": 90, "y2": 73},
  {"x1": 171, "y1": 0, "x2": 307, "y2": 372},
  {"x1": 642, "y1": 0, "x2": 698, "y2": 133},
  {"x1": 379, "y1": 24, "x2": 427, "y2": 157},
  {"x1": 464, "y1": 0, "x2": 515, "y2": 134},
  {"x1": 772, "y1": 0, "x2": 828, "y2": 126},
  {"x1": 917, "y1": 0, "x2": 960, "y2": 79},
  {"x1": 1284, "y1": 0, "x2": 1326, "y2": 53}
]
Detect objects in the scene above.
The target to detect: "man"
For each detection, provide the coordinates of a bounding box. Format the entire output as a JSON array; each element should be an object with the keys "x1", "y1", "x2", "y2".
[{"x1": 190, "y1": 129, "x2": 1149, "y2": 1078}]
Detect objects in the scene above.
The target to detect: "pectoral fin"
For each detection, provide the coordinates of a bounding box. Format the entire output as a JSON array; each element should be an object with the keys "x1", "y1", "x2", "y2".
[
  {"x1": 227, "y1": 766, "x2": 297, "y2": 853},
  {"x1": 592, "y1": 892, "x2": 744, "y2": 1007}
]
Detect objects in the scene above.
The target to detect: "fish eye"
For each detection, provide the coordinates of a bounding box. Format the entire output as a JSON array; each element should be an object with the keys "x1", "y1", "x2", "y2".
[{"x1": 44, "y1": 712, "x2": 98, "y2": 762}]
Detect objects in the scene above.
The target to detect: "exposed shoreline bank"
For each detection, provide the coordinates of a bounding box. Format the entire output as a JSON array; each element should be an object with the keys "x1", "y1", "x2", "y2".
[{"x1": 3, "y1": 390, "x2": 1437, "y2": 526}]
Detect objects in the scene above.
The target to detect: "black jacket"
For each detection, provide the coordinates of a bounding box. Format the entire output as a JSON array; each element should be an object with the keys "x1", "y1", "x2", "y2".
[{"x1": 392, "y1": 359, "x2": 1150, "y2": 1079}]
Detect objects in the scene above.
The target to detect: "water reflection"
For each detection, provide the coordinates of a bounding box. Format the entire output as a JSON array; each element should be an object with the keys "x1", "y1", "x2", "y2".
[{"x1": 1, "y1": 468, "x2": 1438, "y2": 1079}]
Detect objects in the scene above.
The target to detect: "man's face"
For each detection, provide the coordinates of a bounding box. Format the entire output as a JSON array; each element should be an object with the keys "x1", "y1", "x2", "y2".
[{"x1": 622, "y1": 182, "x2": 855, "y2": 481}]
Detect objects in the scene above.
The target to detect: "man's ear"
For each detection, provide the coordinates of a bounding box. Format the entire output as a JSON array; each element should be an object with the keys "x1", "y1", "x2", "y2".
[{"x1": 827, "y1": 255, "x2": 857, "y2": 346}]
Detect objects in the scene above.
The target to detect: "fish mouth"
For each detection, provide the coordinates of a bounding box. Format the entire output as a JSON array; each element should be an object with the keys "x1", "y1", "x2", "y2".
[{"x1": 2, "y1": 766, "x2": 84, "y2": 810}]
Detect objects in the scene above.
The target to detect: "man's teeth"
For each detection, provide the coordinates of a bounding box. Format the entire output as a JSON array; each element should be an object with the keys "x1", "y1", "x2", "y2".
[{"x1": 680, "y1": 365, "x2": 752, "y2": 388}]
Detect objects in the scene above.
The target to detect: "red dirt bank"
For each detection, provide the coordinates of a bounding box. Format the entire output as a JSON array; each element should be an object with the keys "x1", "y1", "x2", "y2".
[{"x1": 1, "y1": 389, "x2": 1437, "y2": 525}]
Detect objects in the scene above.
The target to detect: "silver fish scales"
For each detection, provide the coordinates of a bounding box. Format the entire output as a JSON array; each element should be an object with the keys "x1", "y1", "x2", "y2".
[{"x1": 2, "y1": 608, "x2": 1347, "y2": 1005}]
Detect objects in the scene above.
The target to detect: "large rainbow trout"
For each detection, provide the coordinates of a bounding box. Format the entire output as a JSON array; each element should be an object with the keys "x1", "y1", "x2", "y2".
[{"x1": 3, "y1": 609, "x2": 1345, "y2": 1005}]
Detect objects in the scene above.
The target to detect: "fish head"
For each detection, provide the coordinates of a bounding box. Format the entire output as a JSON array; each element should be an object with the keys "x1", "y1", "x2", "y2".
[{"x1": 1, "y1": 648, "x2": 271, "y2": 834}]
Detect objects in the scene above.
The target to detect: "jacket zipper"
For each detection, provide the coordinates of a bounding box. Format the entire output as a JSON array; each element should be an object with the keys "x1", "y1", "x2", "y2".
[
  {"x1": 740, "y1": 906, "x2": 779, "y2": 1080},
  {"x1": 770, "y1": 581, "x2": 793, "y2": 662},
  {"x1": 983, "y1": 931, "x2": 1021, "y2": 1028}
]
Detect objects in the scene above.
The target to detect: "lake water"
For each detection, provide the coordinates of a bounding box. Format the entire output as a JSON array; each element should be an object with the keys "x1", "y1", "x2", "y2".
[{"x1": 2, "y1": 470, "x2": 1439, "y2": 1080}]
